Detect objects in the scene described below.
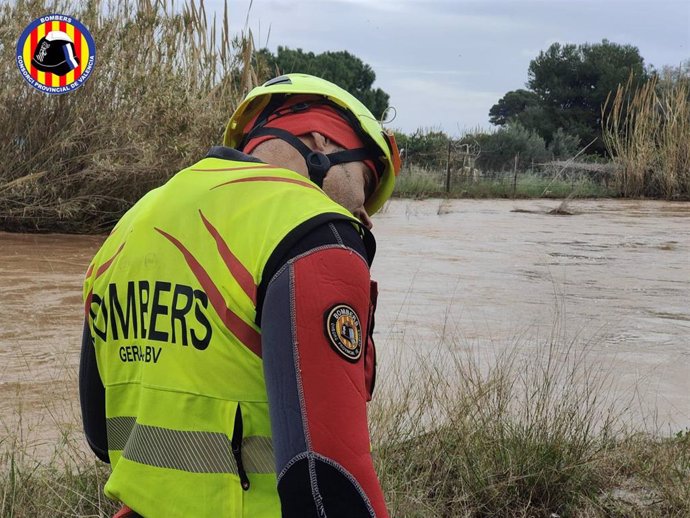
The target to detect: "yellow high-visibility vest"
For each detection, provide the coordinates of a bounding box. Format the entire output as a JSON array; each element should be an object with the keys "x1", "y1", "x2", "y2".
[{"x1": 83, "y1": 156, "x2": 360, "y2": 518}]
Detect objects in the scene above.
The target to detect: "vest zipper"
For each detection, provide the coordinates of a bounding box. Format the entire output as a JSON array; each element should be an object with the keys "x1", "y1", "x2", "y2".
[{"x1": 232, "y1": 404, "x2": 251, "y2": 491}]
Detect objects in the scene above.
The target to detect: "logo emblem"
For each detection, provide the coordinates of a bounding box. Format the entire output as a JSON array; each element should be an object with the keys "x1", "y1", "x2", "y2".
[
  {"x1": 325, "y1": 304, "x2": 362, "y2": 362},
  {"x1": 16, "y1": 14, "x2": 96, "y2": 95}
]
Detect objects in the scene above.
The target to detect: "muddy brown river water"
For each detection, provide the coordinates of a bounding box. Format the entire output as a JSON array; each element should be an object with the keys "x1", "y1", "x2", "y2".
[{"x1": 1, "y1": 199, "x2": 688, "y2": 458}]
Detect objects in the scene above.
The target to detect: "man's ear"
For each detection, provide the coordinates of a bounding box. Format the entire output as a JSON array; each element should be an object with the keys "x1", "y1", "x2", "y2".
[{"x1": 310, "y1": 132, "x2": 330, "y2": 152}]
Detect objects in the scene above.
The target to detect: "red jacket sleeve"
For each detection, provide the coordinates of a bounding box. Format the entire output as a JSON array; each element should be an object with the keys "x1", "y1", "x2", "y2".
[{"x1": 261, "y1": 242, "x2": 387, "y2": 518}]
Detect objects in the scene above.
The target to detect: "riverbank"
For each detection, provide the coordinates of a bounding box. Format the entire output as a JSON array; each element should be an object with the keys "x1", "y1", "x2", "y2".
[
  {"x1": 4, "y1": 183, "x2": 689, "y2": 234},
  {"x1": 392, "y1": 164, "x2": 617, "y2": 200},
  {"x1": 2, "y1": 343, "x2": 688, "y2": 517}
]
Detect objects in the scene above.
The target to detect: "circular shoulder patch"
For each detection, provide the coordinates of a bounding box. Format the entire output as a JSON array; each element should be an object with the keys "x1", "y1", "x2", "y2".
[{"x1": 325, "y1": 304, "x2": 362, "y2": 362}]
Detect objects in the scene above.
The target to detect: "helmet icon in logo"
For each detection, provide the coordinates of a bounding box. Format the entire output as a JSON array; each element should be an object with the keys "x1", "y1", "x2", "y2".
[{"x1": 31, "y1": 31, "x2": 79, "y2": 76}]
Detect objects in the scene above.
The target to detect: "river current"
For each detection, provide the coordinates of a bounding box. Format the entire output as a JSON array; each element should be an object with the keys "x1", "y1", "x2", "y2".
[{"x1": 1, "y1": 199, "x2": 688, "y2": 458}]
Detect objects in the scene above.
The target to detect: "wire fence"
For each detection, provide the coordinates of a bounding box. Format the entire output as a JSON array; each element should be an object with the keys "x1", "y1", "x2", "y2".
[{"x1": 396, "y1": 135, "x2": 618, "y2": 197}]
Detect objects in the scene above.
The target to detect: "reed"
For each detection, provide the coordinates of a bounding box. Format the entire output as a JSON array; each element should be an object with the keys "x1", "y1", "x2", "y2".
[
  {"x1": 602, "y1": 70, "x2": 690, "y2": 198},
  {"x1": 0, "y1": 0, "x2": 260, "y2": 232}
]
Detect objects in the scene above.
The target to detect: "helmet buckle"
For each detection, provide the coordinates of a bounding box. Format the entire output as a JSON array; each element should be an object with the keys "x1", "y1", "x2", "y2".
[{"x1": 306, "y1": 152, "x2": 331, "y2": 176}]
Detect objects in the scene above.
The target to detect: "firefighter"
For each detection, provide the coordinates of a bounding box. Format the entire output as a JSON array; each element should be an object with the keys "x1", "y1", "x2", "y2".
[{"x1": 80, "y1": 73, "x2": 401, "y2": 518}]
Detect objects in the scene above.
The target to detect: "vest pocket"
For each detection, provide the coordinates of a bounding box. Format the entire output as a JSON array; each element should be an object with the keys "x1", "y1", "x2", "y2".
[{"x1": 232, "y1": 404, "x2": 251, "y2": 491}]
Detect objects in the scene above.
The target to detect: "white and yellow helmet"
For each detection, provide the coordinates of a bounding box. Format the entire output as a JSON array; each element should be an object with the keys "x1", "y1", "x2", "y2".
[{"x1": 224, "y1": 73, "x2": 401, "y2": 215}]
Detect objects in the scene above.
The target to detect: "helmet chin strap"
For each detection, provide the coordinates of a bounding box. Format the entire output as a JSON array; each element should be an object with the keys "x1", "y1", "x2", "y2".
[{"x1": 244, "y1": 126, "x2": 374, "y2": 189}]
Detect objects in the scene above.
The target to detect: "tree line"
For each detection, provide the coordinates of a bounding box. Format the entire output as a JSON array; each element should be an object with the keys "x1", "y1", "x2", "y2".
[{"x1": 258, "y1": 40, "x2": 688, "y2": 177}]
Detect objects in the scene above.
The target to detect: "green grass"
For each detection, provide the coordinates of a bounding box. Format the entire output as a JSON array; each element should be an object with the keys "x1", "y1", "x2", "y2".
[{"x1": 393, "y1": 165, "x2": 617, "y2": 200}]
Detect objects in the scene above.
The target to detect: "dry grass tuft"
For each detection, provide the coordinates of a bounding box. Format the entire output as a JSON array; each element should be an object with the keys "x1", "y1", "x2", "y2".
[
  {"x1": 369, "y1": 326, "x2": 689, "y2": 517},
  {"x1": 0, "y1": 421, "x2": 117, "y2": 517}
]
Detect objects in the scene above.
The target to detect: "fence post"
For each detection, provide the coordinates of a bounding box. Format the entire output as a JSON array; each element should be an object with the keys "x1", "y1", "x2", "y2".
[
  {"x1": 445, "y1": 139, "x2": 452, "y2": 193},
  {"x1": 512, "y1": 153, "x2": 520, "y2": 198}
]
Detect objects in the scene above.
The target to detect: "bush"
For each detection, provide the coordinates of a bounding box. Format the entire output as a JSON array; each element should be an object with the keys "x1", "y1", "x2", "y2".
[
  {"x1": 465, "y1": 123, "x2": 550, "y2": 172},
  {"x1": 548, "y1": 128, "x2": 582, "y2": 159},
  {"x1": 395, "y1": 128, "x2": 451, "y2": 170},
  {"x1": 392, "y1": 164, "x2": 444, "y2": 197}
]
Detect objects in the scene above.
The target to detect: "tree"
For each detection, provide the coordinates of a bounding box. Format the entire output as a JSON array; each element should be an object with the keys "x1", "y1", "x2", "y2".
[
  {"x1": 530, "y1": 41, "x2": 646, "y2": 145},
  {"x1": 489, "y1": 40, "x2": 648, "y2": 154},
  {"x1": 489, "y1": 89, "x2": 540, "y2": 126},
  {"x1": 258, "y1": 46, "x2": 390, "y2": 118},
  {"x1": 548, "y1": 128, "x2": 581, "y2": 159},
  {"x1": 394, "y1": 128, "x2": 450, "y2": 169}
]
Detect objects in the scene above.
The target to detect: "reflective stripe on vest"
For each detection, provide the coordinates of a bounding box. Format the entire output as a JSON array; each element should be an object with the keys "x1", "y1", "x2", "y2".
[{"x1": 107, "y1": 417, "x2": 274, "y2": 474}]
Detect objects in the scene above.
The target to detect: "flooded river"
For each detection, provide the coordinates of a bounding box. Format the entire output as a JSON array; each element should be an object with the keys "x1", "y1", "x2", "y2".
[{"x1": 1, "y1": 199, "x2": 688, "y2": 458}]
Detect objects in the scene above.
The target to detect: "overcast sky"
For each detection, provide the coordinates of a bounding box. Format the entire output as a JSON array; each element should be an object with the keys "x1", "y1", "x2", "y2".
[{"x1": 212, "y1": 0, "x2": 689, "y2": 136}]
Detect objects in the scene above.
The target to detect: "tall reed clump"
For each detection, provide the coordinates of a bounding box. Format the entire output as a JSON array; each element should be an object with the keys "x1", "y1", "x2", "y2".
[
  {"x1": 603, "y1": 70, "x2": 690, "y2": 198},
  {"x1": 0, "y1": 0, "x2": 265, "y2": 232}
]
